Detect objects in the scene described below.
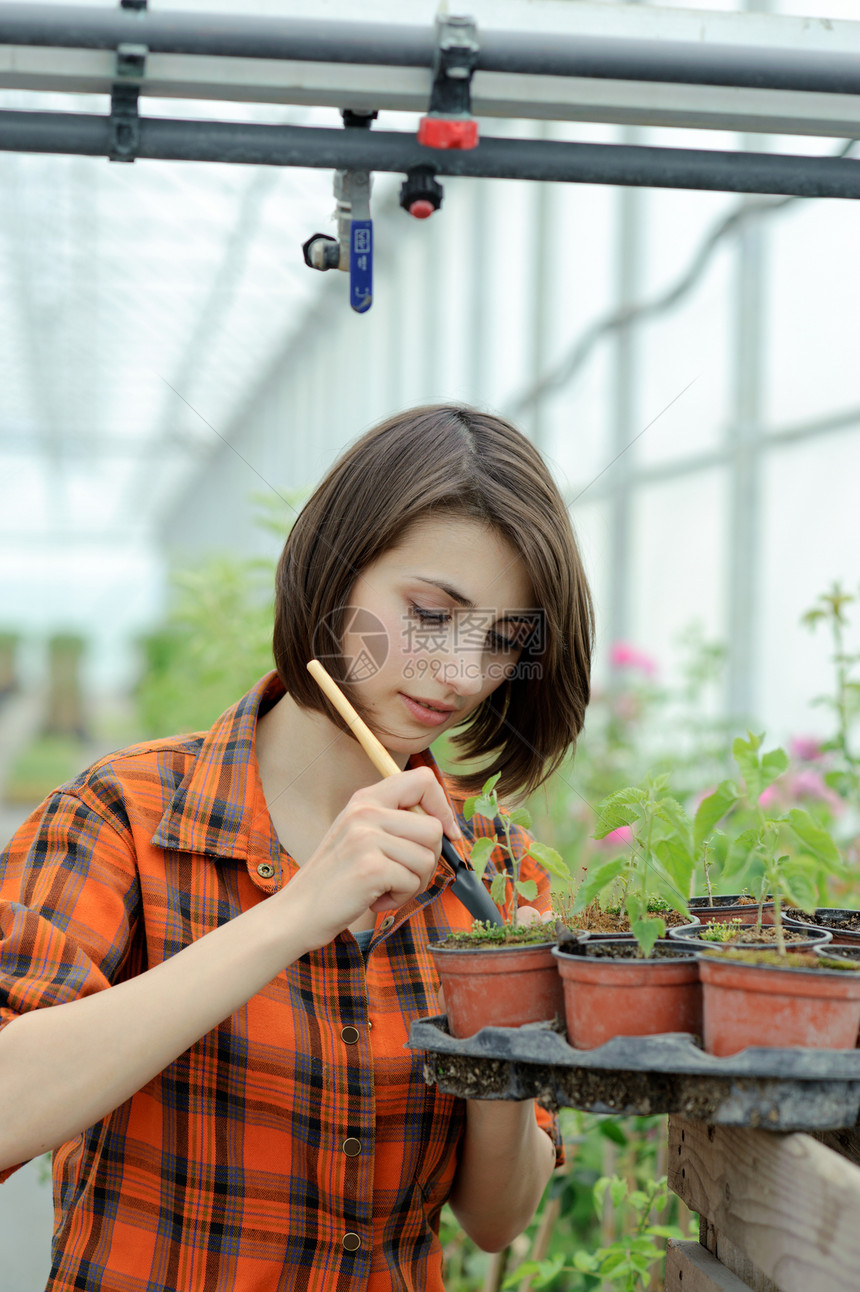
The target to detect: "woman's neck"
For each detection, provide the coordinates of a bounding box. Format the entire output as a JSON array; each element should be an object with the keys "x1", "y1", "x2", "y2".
[{"x1": 255, "y1": 691, "x2": 410, "y2": 823}]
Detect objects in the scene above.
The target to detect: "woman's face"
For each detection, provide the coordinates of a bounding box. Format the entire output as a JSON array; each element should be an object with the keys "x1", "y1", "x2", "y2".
[{"x1": 339, "y1": 516, "x2": 537, "y2": 755}]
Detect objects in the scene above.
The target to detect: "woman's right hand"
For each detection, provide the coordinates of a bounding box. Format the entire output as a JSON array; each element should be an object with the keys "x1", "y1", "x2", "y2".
[{"x1": 281, "y1": 766, "x2": 462, "y2": 951}]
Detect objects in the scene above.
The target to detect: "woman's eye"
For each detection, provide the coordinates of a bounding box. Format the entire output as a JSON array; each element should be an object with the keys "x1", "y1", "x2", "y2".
[
  {"x1": 487, "y1": 632, "x2": 518, "y2": 652},
  {"x1": 409, "y1": 603, "x2": 451, "y2": 627}
]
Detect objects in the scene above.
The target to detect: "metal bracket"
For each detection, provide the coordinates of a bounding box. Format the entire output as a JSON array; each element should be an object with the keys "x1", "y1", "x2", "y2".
[
  {"x1": 109, "y1": 41, "x2": 147, "y2": 162},
  {"x1": 418, "y1": 15, "x2": 480, "y2": 150},
  {"x1": 302, "y1": 110, "x2": 376, "y2": 312},
  {"x1": 110, "y1": 0, "x2": 149, "y2": 163}
]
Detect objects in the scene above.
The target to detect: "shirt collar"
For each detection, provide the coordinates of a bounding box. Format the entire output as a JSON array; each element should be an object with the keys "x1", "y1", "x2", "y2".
[
  {"x1": 151, "y1": 671, "x2": 286, "y2": 861},
  {"x1": 151, "y1": 671, "x2": 465, "y2": 876}
]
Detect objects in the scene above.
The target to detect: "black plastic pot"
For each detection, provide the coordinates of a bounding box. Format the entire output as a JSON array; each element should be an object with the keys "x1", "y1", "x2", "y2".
[
  {"x1": 785, "y1": 909, "x2": 860, "y2": 947},
  {"x1": 689, "y1": 895, "x2": 775, "y2": 925},
  {"x1": 669, "y1": 921, "x2": 831, "y2": 952}
]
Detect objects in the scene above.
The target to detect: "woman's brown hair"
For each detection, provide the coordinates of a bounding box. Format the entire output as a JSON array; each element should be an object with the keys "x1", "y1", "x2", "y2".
[{"x1": 272, "y1": 405, "x2": 593, "y2": 800}]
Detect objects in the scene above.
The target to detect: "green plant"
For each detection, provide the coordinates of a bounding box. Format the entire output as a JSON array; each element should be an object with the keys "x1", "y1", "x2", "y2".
[
  {"x1": 504, "y1": 1173, "x2": 683, "y2": 1290},
  {"x1": 440, "y1": 1112, "x2": 693, "y2": 1291},
  {"x1": 700, "y1": 918, "x2": 744, "y2": 944},
  {"x1": 135, "y1": 491, "x2": 303, "y2": 738},
  {"x1": 803, "y1": 582, "x2": 860, "y2": 813},
  {"x1": 464, "y1": 774, "x2": 570, "y2": 925},
  {"x1": 705, "y1": 733, "x2": 845, "y2": 954},
  {"x1": 573, "y1": 776, "x2": 695, "y2": 956}
]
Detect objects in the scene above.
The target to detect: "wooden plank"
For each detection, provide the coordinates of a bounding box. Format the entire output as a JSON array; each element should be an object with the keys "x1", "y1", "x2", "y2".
[
  {"x1": 666, "y1": 1239, "x2": 754, "y2": 1291},
  {"x1": 699, "y1": 1223, "x2": 779, "y2": 1292},
  {"x1": 813, "y1": 1127, "x2": 860, "y2": 1170},
  {"x1": 668, "y1": 1117, "x2": 860, "y2": 1292}
]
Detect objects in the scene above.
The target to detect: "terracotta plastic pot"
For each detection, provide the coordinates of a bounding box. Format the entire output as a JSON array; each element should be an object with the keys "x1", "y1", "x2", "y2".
[
  {"x1": 689, "y1": 896, "x2": 775, "y2": 925},
  {"x1": 668, "y1": 921, "x2": 831, "y2": 952},
  {"x1": 816, "y1": 945, "x2": 860, "y2": 966},
  {"x1": 552, "y1": 939, "x2": 701, "y2": 1050},
  {"x1": 584, "y1": 914, "x2": 700, "y2": 942},
  {"x1": 699, "y1": 952, "x2": 860, "y2": 1055},
  {"x1": 430, "y1": 940, "x2": 565, "y2": 1039},
  {"x1": 784, "y1": 909, "x2": 860, "y2": 948}
]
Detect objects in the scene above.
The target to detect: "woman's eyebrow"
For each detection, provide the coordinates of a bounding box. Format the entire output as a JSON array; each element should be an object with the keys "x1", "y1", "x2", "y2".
[
  {"x1": 414, "y1": 576, "x2": 474, "y2": 608},
  {"x1": 413, "y1": 577, "x2": 534, "y2": 626}
]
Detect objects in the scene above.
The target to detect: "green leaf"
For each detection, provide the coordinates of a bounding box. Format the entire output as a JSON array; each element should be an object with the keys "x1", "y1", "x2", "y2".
[
  {"x1": 490, "y1": 872, "x2": 508, "y2": 906},
  {"x1": 534, "y1": 1256, "x2": 568, "y2": 1287},
  {"x1": 653, "y1": 837, "x2": 695, "y2": 900},
  {"x1": 515, "y1": 879, "x2": 538, "y2": 902},
  {"x1": 506, "y1": 806, "x2": 532, "y2": 829},
  {"x1": 760, "y1": 746, "x2": 790, "y2": 796},
  {"x1": 527, "y1": 840, "x2": 570, "y2": 881},
  {"x1": 481, "y1": 772, "x2": 502, "y2": 795},
  {"x1": 609, "y1": 1176, "x2": 628, "y2": 1207},
  {"x1": 721, "y1": 826, "x2": 762, "y2": 881},
  {"x1": 787, "y1": 808, "x2": 842, "y2": 865},
  {"x1": 630, "y1": 915, "x2": 665, "y2": 958},
  {"x1": 573, "y1": 1251, "x2": 599, "y2": 1273},
  {"x1": 598, "y1": 1119, "x2": 629, "y2": 1146},
  {"x1": 778, "y1": 862, "x2": 819, "y2": 912},
  {"x1": 573, "y1": 857, "x2": 627, "y2": 912},
  {"x1": 593, "y1": 787, "x2": 646, "y2": 839},
  {"x1": 472, "y1": 795, "x2": 497, "y2": 820},
  {"x1": 462, "y1": 796, "x2": 478, "y2": 822},
  {"x1": 733, "y1": 732, "x2": 764, "y2": 800},
  {"x1": 694, "y1": 780, "x2": 739, "y2": 848},
  {"x1": 468, "y1": 836, "x2": 497, "y2": 880}
]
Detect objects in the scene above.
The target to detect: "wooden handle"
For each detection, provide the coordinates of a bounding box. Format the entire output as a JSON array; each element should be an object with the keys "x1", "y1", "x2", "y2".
[{"x1": 307, "y1": 658, "x2": 401, "y2": 780}]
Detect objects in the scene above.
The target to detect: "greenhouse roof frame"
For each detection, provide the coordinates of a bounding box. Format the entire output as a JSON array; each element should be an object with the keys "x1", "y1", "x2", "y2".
[{"x1": 2, "y1": 2, "x2": 860, "y2": 198}]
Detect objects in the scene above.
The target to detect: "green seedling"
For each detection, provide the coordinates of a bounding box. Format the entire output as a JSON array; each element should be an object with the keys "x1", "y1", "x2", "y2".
[
  {"x1": 705, "y1": 732, "x2": 846, "y2": 955},
  {"x1": 700, "y1": 918, "x2": 744, "y2": 944},
  {"x1": 803, "y1": 581, "x2": 860, "y2": 812},
  {"x1": 504, "y1": 1173, "x2": 682, "y2": 1291},
  {"x1": 575, "y1": 775, "x2": 695, "y2": 957},
  {"x1": 464, "y1": 774, "x2": 570, "y2": 926}
]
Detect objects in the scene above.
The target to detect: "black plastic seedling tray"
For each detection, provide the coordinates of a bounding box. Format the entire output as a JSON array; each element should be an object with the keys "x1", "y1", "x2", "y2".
[{"x1": 408, "y1": 1016, "x2": 860, "y2": 1130}]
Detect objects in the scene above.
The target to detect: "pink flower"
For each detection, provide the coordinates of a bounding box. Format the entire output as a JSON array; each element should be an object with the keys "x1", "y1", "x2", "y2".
[
  {"x1": 597, "y1": 825, "x2": 634, "y2": 849},
  {"x1": 792, "y1": 769, "x2": 844, "y2": 813},
  {"x1": 759, "y1": 784, "x2": 782, "y2": 810},
  {"x1": 609, "y1": 641, "x2": 658, "y2": 679},
  {"x1": 789, "y1": 736, "x2": 825, "y2": 763}
]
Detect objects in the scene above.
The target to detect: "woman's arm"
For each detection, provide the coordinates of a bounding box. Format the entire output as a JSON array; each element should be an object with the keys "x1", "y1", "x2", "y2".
[
  {"x1": 0, "y1": 767, "x2": 459, "y2": 1174},
  {"x1": 447, "y1": 1099, "x2": 557, "y2": 1252}
]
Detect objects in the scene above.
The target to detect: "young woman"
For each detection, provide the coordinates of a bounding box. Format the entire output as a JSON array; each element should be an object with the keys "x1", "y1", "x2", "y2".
[{"x1": 0, "y1": 405, "x2": 593, "y2": 1291}]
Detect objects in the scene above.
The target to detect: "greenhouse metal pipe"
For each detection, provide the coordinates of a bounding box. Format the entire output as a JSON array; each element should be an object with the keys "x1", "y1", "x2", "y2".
[
  {"x1": 2, "y1": 110, "x2": 860, "y2": 200},
  {"x1": 2, "y1": 4, "x2": 860, "y2": 97}
]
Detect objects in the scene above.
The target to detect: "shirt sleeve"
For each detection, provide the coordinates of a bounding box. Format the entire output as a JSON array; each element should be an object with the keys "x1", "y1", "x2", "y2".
[{"x1": 0, "y1": 788, "x2": 140, "y2": 1181}]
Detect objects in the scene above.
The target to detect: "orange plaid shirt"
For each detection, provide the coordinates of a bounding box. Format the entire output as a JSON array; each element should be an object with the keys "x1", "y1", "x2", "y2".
[{"x1": 0, "y1": 672, "x2": 560, "y2": 1291}]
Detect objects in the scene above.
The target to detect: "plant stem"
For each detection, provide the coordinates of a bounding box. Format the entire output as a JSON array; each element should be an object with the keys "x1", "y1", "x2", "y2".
[
  {"x1": 772, "y1": 886, "x2": 786, "y2": 956},
  {"x1": 831, "y1": 599, "x2": 860, "y2": 810},
  {"x1": 499, "y1": 809, "x2": 516, "y2": 924}
]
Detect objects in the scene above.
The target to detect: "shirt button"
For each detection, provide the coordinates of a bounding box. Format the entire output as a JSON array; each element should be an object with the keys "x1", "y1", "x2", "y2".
[
  {"x1": 342, "y1": 1138, "x2": 361, "y2": 1157},
  {"x1": 341, "y1": 1026, "x2": 359, "y2": 1045},
  {"x1": 342, "y1": 1232, "x2": 362, "y2": 1252},
  {"x1": 379, "y1": 915, "x2": 395, "y2": 931},
  {"x1": 256, "y1": 862, "x2": 275, "y2": 879}
]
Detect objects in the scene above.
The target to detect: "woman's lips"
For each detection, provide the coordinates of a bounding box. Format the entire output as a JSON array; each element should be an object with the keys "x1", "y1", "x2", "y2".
[{"x1": 399, "y1": 694, "x2": 457, "y2": 728}]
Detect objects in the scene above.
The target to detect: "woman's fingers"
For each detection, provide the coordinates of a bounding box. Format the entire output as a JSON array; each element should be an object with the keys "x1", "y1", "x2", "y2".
[{"x1": 289, "y1": 767, "x2": 465, "y2": 943}]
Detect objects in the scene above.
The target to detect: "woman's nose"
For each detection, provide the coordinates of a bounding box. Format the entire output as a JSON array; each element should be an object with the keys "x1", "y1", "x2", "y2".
[{"x1": 436, "y1": 648, "x2": 486, "y2": 697}]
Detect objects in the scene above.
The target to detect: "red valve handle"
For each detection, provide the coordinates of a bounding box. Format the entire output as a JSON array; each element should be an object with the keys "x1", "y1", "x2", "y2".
[
  {"x1": 417, "y1": 117, "x2": 479, "y2": 150},
  {"x1": 408, "y1": 199, "x2": 436, "y2": 219}
]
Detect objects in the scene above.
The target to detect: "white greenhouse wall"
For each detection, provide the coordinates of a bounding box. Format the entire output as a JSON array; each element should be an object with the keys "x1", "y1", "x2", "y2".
[{"x1": 160, "y1": 128, "x2": 860, "y2": 751}]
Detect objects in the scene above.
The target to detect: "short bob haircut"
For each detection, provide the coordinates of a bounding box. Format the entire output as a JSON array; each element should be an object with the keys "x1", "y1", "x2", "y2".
[{"x1": 273, "y1": 404, "x2": 594, "y2": 800}]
